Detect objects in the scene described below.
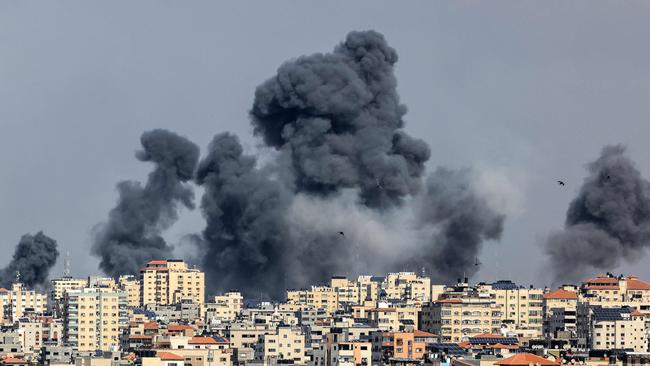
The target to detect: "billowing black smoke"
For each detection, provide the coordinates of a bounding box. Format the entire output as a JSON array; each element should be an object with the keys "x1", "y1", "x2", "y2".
[
  {"x1": 196, "y1": 133, "x2": 292, "y2": 299},
  {"x1": 547, "y1": 145, "x2": 650, "y2": 283},
  {"x1": 407, "y1": 168, "x2": 505, "y2": 282},
  {"x1": 92, "y1": 129, "x2": 199, "y2": 277},
  {"x1": 251, "y1": 30, "x2": 430, "y2": 209},
  {"x1": 0, "y1": 232, "x2": 59, "y2": 289},
  {"x1": 194, "y1": 30, "x2": 507, "y2": 298},
  {"x1": 196, "y1": 134, "x2": 364, "y2": 298}
]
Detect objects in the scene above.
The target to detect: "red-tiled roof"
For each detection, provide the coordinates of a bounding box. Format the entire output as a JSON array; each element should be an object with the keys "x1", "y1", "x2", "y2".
[
  {"x1": 1, "y1": 358, "x2": 28, "y2": 364},
  {"x1": 495, "y1": 353, "x2": 557, "y2": 366},
  {"x1": 156, "y1": 352, "x2": 184, "y2": 361},
  {"x1": 0, "y1": 288, "x2": 8, "y2": 292},
  {"x1": 147, "y1": 260, "x2": 167, "y2": 265},
  {"x1": 584, "y1": 275, "x2": 619, "y2": 284},
  {"x1": 631, "y1": 309, "x2": 644, "y2": 317},
  {"x1": 189, "y1": 336, "x2": 222, "y2": 344},
  {"x1": 543, "y1": 289, "x2": 578, "y2": 300},
  {"x1": 413, "y1": 330, "x2": 436, "y2": 337},
  {"x1": 627, "y1": 277, "x2": 650, "y2": 290},
  {"x1": 144, "y1": 322, "x2": 159, "y2": 330},
  {"x1": 129, "y1": 335, "x2": 153, "y2": 339},
  {"x1": 167, "y1": 325, "x2": 194, "y2": 332},
  {"x1": 435, "y1": 299, "x2": 463, "y2": 303}
]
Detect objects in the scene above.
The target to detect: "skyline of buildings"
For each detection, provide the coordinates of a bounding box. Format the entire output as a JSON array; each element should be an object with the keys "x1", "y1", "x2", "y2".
[{"x1": 1, "y1": 258, "x2": 650, "y2": 366}]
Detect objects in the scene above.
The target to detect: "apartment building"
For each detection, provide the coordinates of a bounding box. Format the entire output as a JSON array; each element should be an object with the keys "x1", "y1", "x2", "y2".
[
  {"x1": 257, "y1": 326, "x2": 307, "y2": 365},
  {"x1": 542, "y1": 288, "x2": 578, "y2": 338},
  {"x1": 481, "y1": 281, "x2": 544, "y2": 337},
  {"x1": 203, "y1": 292, "x2": 243, "y2": 323},
  {"x1": 118, "y1": 275, "x2": 141, "y2": 307},
  {"x1": 140, "y1": 260, "x2": 205, "y2": 306},
  {"x1": 589, "y1": 307, "x2": 646, "y2": 352},
  {"x1": 419, "y1": 299, "x2": 500, "y2": 342},
  {"x1": 63, "y1": 287, "x2": 128, "y2": 352},
  {"x1": 581, "y1": 274, "x2": 650, "y2": 313},
  {"x1": 16, "y1": 319, "x2": 42, "y2": 353},
  {"x1": 329, "y1": 341, "x2": 371, "y2": 366},
  {"x1": 51, "y1": 277, "x2": 87, "y2": 315},
  {"x1": 0, "y1": 283, "x2": 47, "y2": 323},
  {"x1": 155, "y1": 336, "x2": 232, "y2": 366},
  {"x1": 383, "y1": 272, "x2": 431, "y2": 304},
  {"x1": 287, "y1": 286, "x2": 337, "y2": 314}
]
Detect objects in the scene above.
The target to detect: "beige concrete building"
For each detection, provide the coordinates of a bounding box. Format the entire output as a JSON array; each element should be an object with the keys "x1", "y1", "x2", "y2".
[
  {"x1": 51, "y1": 277, "x2": 87, "y2": 313},
  {"x1": 383, "y1": 272, "x2": 431, "y2": 304},
  {"x1": 63, "y1": 287, "x2": 128, "y2": 352},
  {"x1": 287, "y1": 286, "x2": 337, "y2": 314},
  {"x1": 118, "y1": 275, "x2": 141, "y2": 307},
  {"x1": 0, "y1": 283, "x2": 47, "y2": 323},
  {"x1": 16, "y1": 319, "x2": 42, "y2": 353},
  {"x1": 581, "y1": 274, "x2": 650, "y2": 313},
  {"x1": 590, "y1": 307, "x2": 646, "y2": 351},
  {"x1": 257, "y1": 326, "x2": 307, "y2": 365},
  {"x1": 203, "y1": 291, "x2": 243, "y2": 323},
  {"x1": 480, "y1": 281, "x2": 545, "y2": 337},
  {"x1": 419, "y1": 299, "x2": 500, "y2": 342},
  {"x1": 140, "y1": 260, "x2": 205, "y2": 306}
]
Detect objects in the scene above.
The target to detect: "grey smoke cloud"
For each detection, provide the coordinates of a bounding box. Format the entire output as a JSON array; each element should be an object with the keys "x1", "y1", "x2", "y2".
[
  {"x1": 92, "y1": 129, "x2": 199, "y2": 277},
  {"x1": 0, "y1": 232, "x2": 59, "y2": 289},
  {"x1": 195, "y1": 30, "x2": 506, "y2": 298},
  {"x1": 406, "y1": 168, "x2": 505, "y2": 282},
  {"x1": 251, "y1": 30, "x2": 430, "y2": 209},
  {"x1": 546, "y1": 145, "x2": 650, "y2": 283},
  {"x1": 196, "y1": 132, "x2": 292, "y2": 299}
]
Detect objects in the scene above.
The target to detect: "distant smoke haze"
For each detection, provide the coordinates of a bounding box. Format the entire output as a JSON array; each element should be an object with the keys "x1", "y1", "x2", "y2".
[{"x1": 546, "y1": 145, "x2": 650, "y2": 283}]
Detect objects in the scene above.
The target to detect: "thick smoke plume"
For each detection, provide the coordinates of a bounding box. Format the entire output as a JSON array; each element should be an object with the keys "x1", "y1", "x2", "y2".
[
  {"x1": 92, "y1": 129, "x2": 199, "y2": 277},
  {"x1": 195, "y1": 30, "x2": 507, "y2": 298},
  {"x1": 251, "y1": 30, "x2": 430, "y2": 209},
  {"x1": 407, "y1": 168, "x2": 505, "y2": 282},
  {"x1": 0, "y1": 232, "x2": 59, "y2": 289},
  {"x1": 546, "y1": 145, "x2": 650, "y2": 283},
  {"x1": 196, "y1": 133, "x2": 292, "y2": 299}
]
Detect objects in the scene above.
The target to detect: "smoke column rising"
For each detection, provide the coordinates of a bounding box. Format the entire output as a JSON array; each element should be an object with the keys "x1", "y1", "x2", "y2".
[
  {"x1": 407, "y1": 168, "x2": 505, "y2": 282},
  {"x1": 195, "y1": 30, "x2": 507, "y2": 298},
  {"x1": 546, "y1": 145, "x2": 650, "y2": 283},
  {"x1": 196, "y1": 133, "x2": 292, "y2": 299},
  {"x1": 92, "y1": 129, "x2": 199, "y2": 277},
  {"x1": 0, "y1": 232, "x2": 59, "y2": 289}
]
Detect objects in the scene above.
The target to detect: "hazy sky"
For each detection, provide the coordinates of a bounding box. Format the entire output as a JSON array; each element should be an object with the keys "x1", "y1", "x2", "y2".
[{"x1": 1, "y1": 1, "x2": 650, "y2": 287}]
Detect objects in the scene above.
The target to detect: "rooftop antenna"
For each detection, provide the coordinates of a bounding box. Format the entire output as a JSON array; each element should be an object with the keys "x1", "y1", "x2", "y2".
[
  {"x1": 64, "y1": 250, "x2": 71, "y2": 277},
  {"x1": 15, "y1": 271, "x2": 20, "y2": 284}
]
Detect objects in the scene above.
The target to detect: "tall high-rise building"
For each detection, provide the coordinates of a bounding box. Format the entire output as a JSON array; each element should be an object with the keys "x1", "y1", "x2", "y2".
[
  {"x1": 140, "y1": 260, "x2": 205, "y2": 306},
  {"x1": 63, "y1": 287, "x2": 128, "y2": 352},
  {"x1": 50, "y1": 277, "x2": 87, "y2": 316}
]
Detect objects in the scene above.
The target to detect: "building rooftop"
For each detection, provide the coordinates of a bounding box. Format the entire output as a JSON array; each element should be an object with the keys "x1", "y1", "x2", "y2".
[
  {"x1": 495, "y1": 353, "x2": 557, "y2": 366},
  {"x1": 543, "y1": 288, "x2": 578, "y2": 300}
]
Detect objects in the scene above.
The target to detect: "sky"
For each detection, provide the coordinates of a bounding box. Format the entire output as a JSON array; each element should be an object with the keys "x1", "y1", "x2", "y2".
[{"x1": 1, "y1": 1, "x2": 650, "y2": 287}]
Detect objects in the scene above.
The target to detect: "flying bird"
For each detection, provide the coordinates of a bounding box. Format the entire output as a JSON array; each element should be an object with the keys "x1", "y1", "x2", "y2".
[
  {"x1": 375, "y1": 178, "x2": 384, "y2": 190},
  {"x1": 557, "y1": 180, "x2": 565, "y2": 186},
  {"x1": 338, "y1": 231, "x2": 345, "y2": 237}
]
